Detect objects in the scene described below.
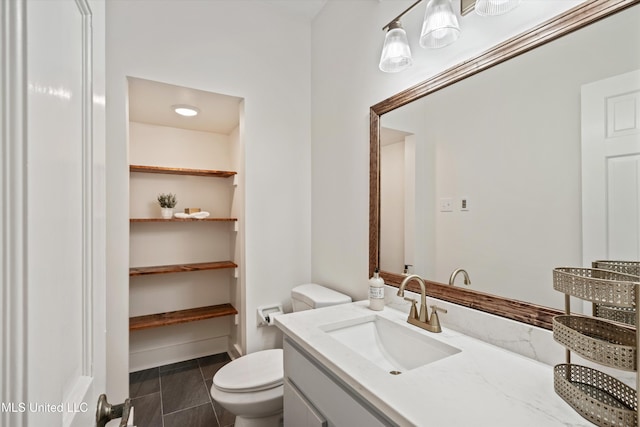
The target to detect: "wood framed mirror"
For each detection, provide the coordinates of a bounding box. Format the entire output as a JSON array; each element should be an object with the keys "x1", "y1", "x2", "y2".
[{"x1": 369, "y1": 0, "x2": 640, "y2": 330}]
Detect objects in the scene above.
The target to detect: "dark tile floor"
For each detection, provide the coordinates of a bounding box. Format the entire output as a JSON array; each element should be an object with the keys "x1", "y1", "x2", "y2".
[{"x1": 129, "y1": 353, "x2": 235, "y2": 427}]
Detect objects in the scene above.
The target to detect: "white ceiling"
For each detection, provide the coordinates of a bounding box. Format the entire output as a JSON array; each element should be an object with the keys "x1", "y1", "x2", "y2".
[
  {"x1": 128, "y1": 77, "x2": 242, "y2": 134},
  {"x1": 380, "y1": 127, "x2": 412, "y2": 146},
  {"x1": 264, "y1": 0, "x2": 327, "y2": 20}
]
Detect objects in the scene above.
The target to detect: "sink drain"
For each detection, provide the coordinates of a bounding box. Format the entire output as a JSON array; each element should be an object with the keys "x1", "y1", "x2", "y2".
[{"x1": 389, "y1": 370, "x2": 402, "y2": 375}]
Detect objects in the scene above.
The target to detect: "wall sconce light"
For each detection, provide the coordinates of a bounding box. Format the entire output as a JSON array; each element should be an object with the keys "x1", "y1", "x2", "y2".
[
  {"x1": 420, "y1": 0, "x2": 460, "y2": 49},
  {"x1": 469, "y1": 0, "x2": 521, "y2": 16},
  {"x1": 379, "y1": 20, "x2": 413, "y2": 73},
  {"x1": 379, "y1": 0, "x2": 521, "y2": 73}
]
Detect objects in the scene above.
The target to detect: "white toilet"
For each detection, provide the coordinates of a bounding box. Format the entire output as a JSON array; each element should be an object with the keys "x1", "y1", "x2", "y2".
[{"x1": 210, "y1": 284, "x2": 352, "y2": 427}]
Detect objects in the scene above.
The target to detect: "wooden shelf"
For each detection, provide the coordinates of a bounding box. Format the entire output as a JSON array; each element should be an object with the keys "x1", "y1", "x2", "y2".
[
  {"x1": 129, "y1": 303, "x2": 238, "y2": 331},
  {"x1": 130, "y1": 164, "x2": 236, "y2": 178},
  {"x1": 130, "y1": 218, "x2": 237, "y2": 223},
  {"x1": 129, "y1": 261, "x2": 237, "y2": 276}
]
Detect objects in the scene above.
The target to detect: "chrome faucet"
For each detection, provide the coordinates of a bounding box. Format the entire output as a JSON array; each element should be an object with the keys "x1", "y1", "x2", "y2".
[
  {"x1": 449, "y1": 268, "x2": 471, "y2": 286},
  {"x1": 397, "y1": 274, "x2": 447, "y2": 333}
]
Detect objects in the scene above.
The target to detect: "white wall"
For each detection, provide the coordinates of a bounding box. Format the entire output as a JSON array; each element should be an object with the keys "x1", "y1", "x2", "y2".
[
  {"x1": 380, "y1": 135, "x2": 420, "y2": 275},
  {"x1": 310, "y1": 0, "x2": 584, "y2": 300},
  {"x1": 380, "y1": 141, "x2": 405, "y2": 272},
  {"x1": 130, "y1": 123, "x2": 232, "y2": 171},
  {"x1": 106, "y1": 0, "x2": 312, "y2": 399},
  {"x1": 229, "y1": 116, "x2": 245, "y2": 355}
]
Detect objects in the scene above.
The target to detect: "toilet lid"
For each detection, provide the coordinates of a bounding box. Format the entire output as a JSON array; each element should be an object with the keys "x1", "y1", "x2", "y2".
[
  {"x1": 213, "y1": 349, "x2": 283, "y2": 393},
  {"x1": 291, "y1": 283, "x2": 352, "y2": 308}
]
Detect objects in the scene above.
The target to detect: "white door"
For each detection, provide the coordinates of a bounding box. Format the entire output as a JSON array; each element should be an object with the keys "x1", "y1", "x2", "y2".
[
  {"x1": 582, "y1": 69, "x2": 640, "y2": 265},
  {"x1": 1, "y1": 1, "x2": 115, "y2": 426}
]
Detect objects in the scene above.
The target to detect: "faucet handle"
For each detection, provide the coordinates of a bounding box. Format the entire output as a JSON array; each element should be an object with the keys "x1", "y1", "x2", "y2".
[
  {"x1": 428, "y1": 305, "x2": 447, "y2": 332},
  {"x1": 430, "y1": 305, "x2": 448, "y2": 314},
  {"x1": 404, "y1": 297, "x2": 418, "y2": 320}
]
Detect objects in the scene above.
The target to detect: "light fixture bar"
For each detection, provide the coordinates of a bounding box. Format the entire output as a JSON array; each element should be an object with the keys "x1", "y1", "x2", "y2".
[
  {"x1": 382, "y1": 0, "x2": 424, "y2": 30},
  {"x1": 460, "y1": 0, "x2": 476, "y2": 16}
]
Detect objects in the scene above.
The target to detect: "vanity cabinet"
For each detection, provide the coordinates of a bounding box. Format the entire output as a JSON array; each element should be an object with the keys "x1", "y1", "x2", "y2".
[
  {"x1": 283, "y1": 338, "x2": 395, "y2": 427},
  {"x1": 552, "y1": 267, "x2": 640, "y2": 427}
]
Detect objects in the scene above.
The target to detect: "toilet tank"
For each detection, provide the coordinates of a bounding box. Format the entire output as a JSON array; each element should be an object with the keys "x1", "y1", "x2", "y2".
[{"x1": 291, "y1": 283, "x2": 352, "y2": 312}]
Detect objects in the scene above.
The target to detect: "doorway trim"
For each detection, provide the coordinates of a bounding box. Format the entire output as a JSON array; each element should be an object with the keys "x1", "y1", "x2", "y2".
[{"x1": 1, "y1": 1, "x2": 28, "y2": 426}]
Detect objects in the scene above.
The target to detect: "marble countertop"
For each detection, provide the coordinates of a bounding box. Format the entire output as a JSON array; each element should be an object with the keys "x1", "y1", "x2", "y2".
[{"x1": 275, "y1": 300, "x2": 592, "y2": 427}]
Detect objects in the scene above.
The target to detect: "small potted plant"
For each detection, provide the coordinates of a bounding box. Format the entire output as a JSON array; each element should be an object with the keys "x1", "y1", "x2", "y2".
[{"x1": 157, "y1": 193, "x2": 177, "y2": 219}]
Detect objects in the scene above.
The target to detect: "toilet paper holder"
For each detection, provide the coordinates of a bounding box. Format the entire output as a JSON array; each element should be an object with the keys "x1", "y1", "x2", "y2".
[{"x1": 258, "y1": 305, "x2": 284, "y2": 326}]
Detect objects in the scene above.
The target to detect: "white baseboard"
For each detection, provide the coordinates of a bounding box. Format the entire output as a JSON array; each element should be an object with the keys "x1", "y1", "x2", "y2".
[
  {"x1": 230, "y1": 342, "x2": 243, "y2": 360},
  {"x1": 129, "y1": 336, "x2": 229, "y2": 372}
]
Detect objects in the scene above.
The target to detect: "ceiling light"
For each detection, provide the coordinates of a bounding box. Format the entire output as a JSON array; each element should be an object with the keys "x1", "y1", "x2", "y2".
[
  {"x1": 172, "y1": 104, "x2": 200, "y2": 117},
  {"x1": 379, "y1": 20, "x2": 413, "y2": 73}
]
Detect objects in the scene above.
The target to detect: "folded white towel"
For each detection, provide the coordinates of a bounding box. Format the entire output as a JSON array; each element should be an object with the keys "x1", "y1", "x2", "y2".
[
  {"x1": 191, "y1": 211, "x2": 210, "y2": 219},
  {"x1": 173, "y1": 211, "x2": 210, "y2": 219}
]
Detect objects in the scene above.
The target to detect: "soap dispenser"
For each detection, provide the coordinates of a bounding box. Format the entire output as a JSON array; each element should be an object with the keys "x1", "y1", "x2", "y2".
[{"x1": 369, "y1": 268, "x2": 385, "y2": 311}]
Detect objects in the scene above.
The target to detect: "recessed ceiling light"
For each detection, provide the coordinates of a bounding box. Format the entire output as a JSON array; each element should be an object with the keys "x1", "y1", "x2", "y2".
[{"x1": 172, "y1": 104, "x2": 200, "y2": 117}]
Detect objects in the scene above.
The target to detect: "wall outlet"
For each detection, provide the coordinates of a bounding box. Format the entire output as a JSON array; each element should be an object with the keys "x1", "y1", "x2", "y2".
[{"x1": 440, "y1": 197, "x2": 453, "y2": 212}]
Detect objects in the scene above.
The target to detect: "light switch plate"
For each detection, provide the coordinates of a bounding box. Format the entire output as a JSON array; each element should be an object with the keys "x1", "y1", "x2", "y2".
[{"x1": 440, "y1": 197, "x2": 453, "y2": 212}]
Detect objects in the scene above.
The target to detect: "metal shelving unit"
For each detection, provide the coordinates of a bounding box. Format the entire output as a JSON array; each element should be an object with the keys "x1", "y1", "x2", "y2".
[{"x1": 552, "y1": 266, "x2": 640, "y2": 427}]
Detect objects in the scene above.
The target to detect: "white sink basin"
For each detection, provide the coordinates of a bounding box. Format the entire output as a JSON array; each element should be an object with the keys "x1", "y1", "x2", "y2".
[{"x1": 321, "y1": 315, "x2": 460, "y2": 374}]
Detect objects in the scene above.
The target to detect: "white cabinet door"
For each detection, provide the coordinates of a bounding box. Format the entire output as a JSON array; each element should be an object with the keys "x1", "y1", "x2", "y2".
[
  {"x1": 284, "y1": 339, "x2": 393, "y2": 427},
  {"x1": 284, "y1": 378, "x2": 327, "y2": 427}
]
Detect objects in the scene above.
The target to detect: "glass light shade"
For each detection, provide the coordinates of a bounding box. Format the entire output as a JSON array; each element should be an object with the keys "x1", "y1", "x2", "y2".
[
  {"x1": 379, "y1": 22, "x2": 413, "y2": 73},
  {"x1": 419, "y1": 0, "x2": 460, "y2": 49},
  {"x1": 475, "y1": 0, "x2": 521, "y2": 16}
]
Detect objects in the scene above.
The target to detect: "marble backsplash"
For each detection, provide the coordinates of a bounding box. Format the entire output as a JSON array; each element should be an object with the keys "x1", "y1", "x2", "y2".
[{"x1": 384, "y1": 285, "x2": 637, "y2": 388}]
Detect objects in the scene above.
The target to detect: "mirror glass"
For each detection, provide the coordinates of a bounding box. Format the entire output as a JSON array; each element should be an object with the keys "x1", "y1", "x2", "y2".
[{"x1": 378, "y1": 5, "x2": 640, "y2": 311}]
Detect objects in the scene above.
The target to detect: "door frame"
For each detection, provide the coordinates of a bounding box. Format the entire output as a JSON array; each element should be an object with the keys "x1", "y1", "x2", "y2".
[{"x1": 1, "y1": 1, "x2": 28, "y2": 426}]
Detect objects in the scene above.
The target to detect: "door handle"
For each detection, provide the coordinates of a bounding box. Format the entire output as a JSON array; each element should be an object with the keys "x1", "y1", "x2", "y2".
[{"x1": 96, "y1": 394, "x2": 132, "y2": 427}]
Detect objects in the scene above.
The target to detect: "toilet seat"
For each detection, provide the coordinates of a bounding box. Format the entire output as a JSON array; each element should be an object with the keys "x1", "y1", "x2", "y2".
[{"x1": 213, "y1": 349, "x2": 283, "y2": 393}]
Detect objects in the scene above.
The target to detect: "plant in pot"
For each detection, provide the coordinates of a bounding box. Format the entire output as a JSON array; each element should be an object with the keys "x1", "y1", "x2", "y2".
[{"x1": 157, "y1": 193, "x2": 177, "y2": 219}]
